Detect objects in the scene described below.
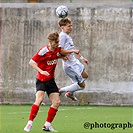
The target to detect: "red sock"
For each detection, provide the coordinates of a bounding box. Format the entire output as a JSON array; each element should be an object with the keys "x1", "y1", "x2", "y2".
[
  {"x1": 46, "y1": 107, "x2": 58, "y2": 123},
  {"x1": 29, "y1": 104, "x2": 39, "y2": 121}
]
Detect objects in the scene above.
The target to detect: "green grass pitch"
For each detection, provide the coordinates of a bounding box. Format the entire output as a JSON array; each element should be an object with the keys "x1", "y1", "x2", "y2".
[{"x1": 0, "y1": 105, "x2": 133, "y2": 133}]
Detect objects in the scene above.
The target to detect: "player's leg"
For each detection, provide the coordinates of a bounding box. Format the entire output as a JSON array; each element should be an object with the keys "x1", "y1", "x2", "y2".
[
  {"x1": 24, "y1": 79, "x2": 46, "y2": 132},
  {"x1": 59, "y1": 63, "x2": 86, "y2": 91},
  {"x1": 78, "y1": 69, "x2": 89, "y2": 88},
  {"x1": 42, "y1": 79, "x2": 60, "y2": 132},
  {"x1": 59, "y1": 64, "x2": 88, "y2": 101},
  {"x1": 59, "y1": 82, "x2": 80, "y2": 93},
  {"x1": 46, "y1": 93, "x2": 60, "y2": 124},
  {"x1": 64, "y1": 80, "x2": 85, "y2": 101},
  {"x1": 81, "y1": 69, "x2": 89, "y2": 81},
  {"x1": 24, "y1": 91, "x2": 45, "y2": 132},
  {"x1": 59, "y1": 64, "x2": 83, "y2": 93},
  {"x1": 65, "y1": 69, "x2": 89, "y2": 101},
  {"x1": 42, "y1": 93, "x2": 60, "y2": 132},
  {"x1": 60, "y1": 69, "x2": 89, "y2": 92}
]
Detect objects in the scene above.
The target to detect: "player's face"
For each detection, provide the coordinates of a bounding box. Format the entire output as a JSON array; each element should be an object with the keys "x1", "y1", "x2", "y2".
[
  {"x1": 49, "y1": 40, "x2": 59, "y2": 50},
  {"x1": 62, "y1": 23, "x2": 72, "y2": 34}
]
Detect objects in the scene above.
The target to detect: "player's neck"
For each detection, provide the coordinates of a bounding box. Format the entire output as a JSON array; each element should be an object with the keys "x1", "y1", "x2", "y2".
[
  {"x1": 62, "y1": 31, "x2": 69, "y2": 35},
  {"x1": 48, "y1": 44, "x2": 55, "y2": 51}
]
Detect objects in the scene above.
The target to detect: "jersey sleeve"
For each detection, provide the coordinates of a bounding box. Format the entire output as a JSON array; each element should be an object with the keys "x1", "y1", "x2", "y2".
[
  {"x1": 31, "y1": 52, "x2": 42, "y2": 64},
  {"x1": 59, "y1": 34, "x2": 66, "y2": 48},
  {"x1": 31, "y1": 47, "x2": 46, "y2": 63}
]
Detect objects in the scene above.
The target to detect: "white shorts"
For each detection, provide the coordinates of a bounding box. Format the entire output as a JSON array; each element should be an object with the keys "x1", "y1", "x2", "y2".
[{"x1": 63, "y1": 62, "x2": 85, "y2": 84}]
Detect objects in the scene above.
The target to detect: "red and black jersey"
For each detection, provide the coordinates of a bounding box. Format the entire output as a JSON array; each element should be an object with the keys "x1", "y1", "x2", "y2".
[{"x1": 32, "y1": 45, "x2": 61, "y2": 81}]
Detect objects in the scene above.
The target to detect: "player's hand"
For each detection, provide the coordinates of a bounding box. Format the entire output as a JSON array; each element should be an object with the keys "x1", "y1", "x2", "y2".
[
  {"x1": 83, "y1": 58, "x2": 89, "y2": 65},
  {"x1": 40, "y1": 70, "x2": 50, "y2": 76}
]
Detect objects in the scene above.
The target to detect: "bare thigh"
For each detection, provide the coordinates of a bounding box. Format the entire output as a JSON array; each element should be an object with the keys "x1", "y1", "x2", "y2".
[
  {"x1": 49, "y1": 93, "x2": 60, "y2": 109},
  {"x1": 78, "y1": 70, "x2": 88, "y2": 88},
  {"x1": 34, "y1": 91, "x2": 45, "y2": 106},
  {"x1": 82, "y1": 69, "x2": 88, "y2": 79}
]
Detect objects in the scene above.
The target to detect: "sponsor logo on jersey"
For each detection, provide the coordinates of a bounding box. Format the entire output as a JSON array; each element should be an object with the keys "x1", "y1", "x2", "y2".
[{"x1": 47, "y1": 60, "x2": 58, "y2": 65}]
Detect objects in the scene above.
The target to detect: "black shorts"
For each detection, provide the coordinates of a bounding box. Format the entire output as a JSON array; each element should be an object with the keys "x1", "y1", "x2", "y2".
[{"x1": 36, "y1": 78, "x2": 59, "y2": 96}]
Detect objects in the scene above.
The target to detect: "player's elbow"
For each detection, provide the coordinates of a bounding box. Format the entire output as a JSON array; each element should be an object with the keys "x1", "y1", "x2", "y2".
[
  {"x1": 29, "y1": 59, "x2": 32, "y2": 65},
  {"x1": 29, "y1": 59, "x2": 36, "y2": 66}
]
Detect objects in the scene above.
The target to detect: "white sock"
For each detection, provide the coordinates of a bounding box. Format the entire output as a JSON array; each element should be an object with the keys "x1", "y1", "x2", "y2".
[
  {"x1": 44, "y1": 121, "x2": 51, "y2": 127},
  {"x1": 59, "y1": 83, "x2": 83, "y2": 93},
  {"x1": 28, "y1": 120, "x2": 33, "y2": 125}
]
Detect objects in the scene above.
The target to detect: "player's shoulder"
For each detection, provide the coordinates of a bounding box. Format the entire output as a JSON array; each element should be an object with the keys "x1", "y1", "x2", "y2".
[
  {"x1": 38, "y1": 45, "x2": 49, "y2": 56},
  {"x1": 59, "y1": 32, "x2": 68, "y2": 37},
  {"x1": 59, "y1": 32, "x2": 69, "y2": 41}
]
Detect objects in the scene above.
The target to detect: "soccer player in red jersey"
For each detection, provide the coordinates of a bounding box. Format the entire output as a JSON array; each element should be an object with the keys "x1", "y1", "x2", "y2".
[{"x1": 24, "y1": 31, "x2": 79, "y2": 132}]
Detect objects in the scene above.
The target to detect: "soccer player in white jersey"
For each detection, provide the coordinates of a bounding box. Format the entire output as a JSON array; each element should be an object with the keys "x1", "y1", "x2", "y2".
[
  {"x1": 24, "y1": 31, "x2": 79, "y2": 132},
  {"x1": 58, "y1": 17, "x2": 89, "y2": 101}
]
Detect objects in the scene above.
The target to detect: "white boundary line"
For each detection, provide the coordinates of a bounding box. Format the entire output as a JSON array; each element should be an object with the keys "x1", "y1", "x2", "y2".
[{"x1": 2, "y1": 107, "x2": 96, "y2": 115}]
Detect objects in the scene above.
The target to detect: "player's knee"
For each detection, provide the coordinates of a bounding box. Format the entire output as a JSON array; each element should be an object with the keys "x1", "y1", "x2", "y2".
[
  {"x1": 84, "y1": 73, "x2": 89, "y2": 79},
  {"x1": 82, "y1": 71, "x2": 89, "y2": 79},
  {"x1": 80, "y1": 84, "x2": 86, "y2": 88},
  {"x1": 86, "y1": 74, "x2": 89, "y2": 79},
  {"x1": 35, "y1": 98, "x2": 43, "y2": 106},
  {"x1": 57, "y1": 100, "x2": 61, "y2": 106},
  {"x1": 79, "y1": 82, "x2": 86, "y2": 88},
  {"x1": 53, "y1": 99, "x2": 61, "y2": 107}
]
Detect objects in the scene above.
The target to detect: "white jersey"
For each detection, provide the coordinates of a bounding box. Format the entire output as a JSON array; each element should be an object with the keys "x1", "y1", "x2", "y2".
[
  {"x1": 59, "y1": 32, "x2": 79, "y2": 66},
  {"x1": 59, "y1": 32, "x2": 85, "y2": 84}
]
